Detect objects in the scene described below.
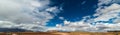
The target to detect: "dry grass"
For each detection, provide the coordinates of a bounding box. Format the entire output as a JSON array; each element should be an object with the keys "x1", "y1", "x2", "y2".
[{"x1": 0, "y1": 32, "x2": 119, "y2": 35}]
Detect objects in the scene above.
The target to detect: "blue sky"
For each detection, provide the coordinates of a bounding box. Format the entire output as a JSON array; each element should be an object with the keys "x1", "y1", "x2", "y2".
[
  {"x1": 46, "y1": 0, "x2": 98, "y2": 27},
  {"x1": 1, "y1": 0, "x2": 120, "y2": 32},
  {"x1": 45, "y1": 0, "x2": 120, "y2": 32}
]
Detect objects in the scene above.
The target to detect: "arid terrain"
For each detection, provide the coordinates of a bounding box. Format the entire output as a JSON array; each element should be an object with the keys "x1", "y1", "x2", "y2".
[{"x1": 0, "y1": 32, "x2": 120, "y2": 35}]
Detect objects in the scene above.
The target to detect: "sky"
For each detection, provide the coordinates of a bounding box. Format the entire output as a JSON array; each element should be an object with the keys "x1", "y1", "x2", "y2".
[
  {"x1": 46, "y1": 0, "x2": 98, "y2": 27},
  {"x1": 0, "y1": 0, "x2": 120, "y2": 32}
]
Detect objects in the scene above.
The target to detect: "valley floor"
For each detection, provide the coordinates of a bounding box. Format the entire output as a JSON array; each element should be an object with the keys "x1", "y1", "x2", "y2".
[{"x1": 0, "y1": 32, "x2": 120, "y2": 35}]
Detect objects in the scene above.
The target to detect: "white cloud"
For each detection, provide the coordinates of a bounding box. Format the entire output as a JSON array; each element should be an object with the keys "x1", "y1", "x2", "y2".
[
  {"x1": 98, "y1": 0, "x2": 113, "y2": 6},
  {"x1": 0, "y1": 21, "x2": 48, "y2": 32},
  {"x1": 59, "y1": 17, "x2": 64, "y2": 20},
  {"x1": 64, "y1": 20, "x2": 70, "y2": 25},
  {"x1": 46, "y1": 6, "x2": 61, "y2": 15},
  {"x1": 94, "y1": 3, "x2": 120, "y2": 22},
  {"x1": 47, "y1": 0, "x2": 120, "y2": 32},
  {"x1": 1, "y1": 0, "x2": 120, "y2": 32},
  {"x1": 0, "y1": 0, "x2": 61, "y2": 32},
  {"x1": 56, "y1": 24, "x2": 62, "y2": 28}
]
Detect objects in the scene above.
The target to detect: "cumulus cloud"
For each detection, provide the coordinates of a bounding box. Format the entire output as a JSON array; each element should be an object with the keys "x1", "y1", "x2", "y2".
[
  {"x1": 47, "y1": 0, "x2": 120, "y2": 32},
  {"x1": 1, "y1": 0, "x2": 120, "y2": 32},
  {"x1": 98, "y1": 0, "x2": 113, "y2": 6},
  {"x1": 94, "y1": 3, "x2": 120, "y2": 22},
  {"x1": 0, "y1": 0, "x2": 61, "y2": 32}
]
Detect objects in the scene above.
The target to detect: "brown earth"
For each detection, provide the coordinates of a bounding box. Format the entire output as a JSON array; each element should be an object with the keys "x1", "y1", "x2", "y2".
[{"x1": 0, "y1": 32, "x2": 120, "y2": 35}]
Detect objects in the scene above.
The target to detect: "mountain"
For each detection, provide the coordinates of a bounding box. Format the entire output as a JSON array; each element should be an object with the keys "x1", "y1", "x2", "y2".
[{"x1": 0, "y1": 28, "x2": 32, "y2": 32}]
